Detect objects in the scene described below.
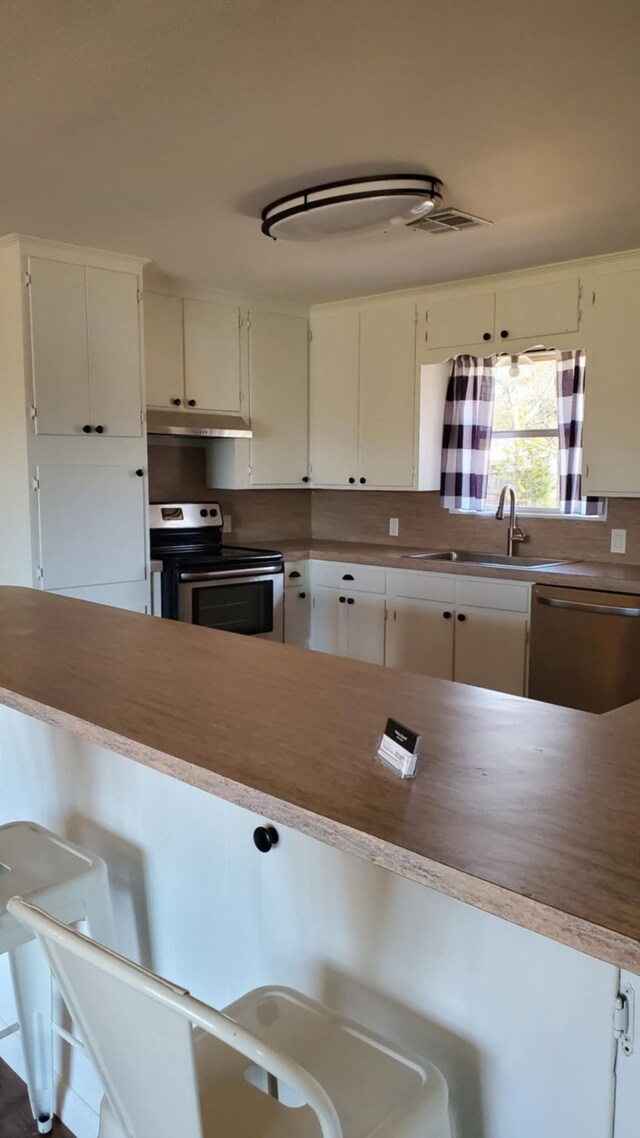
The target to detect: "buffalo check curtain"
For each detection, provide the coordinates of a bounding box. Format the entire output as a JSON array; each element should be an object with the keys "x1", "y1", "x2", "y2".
[
  {"x1": 440, "y1": 355, "x2": 495, "y2": 511},
  {"x1": 556, "y1": 350, "x2": 604, "y2": 515}
]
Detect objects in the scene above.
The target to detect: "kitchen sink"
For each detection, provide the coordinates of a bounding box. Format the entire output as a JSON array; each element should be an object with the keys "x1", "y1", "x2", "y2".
[{"x1": 407, "y1": 550, "x2": 571, "y2": 570}]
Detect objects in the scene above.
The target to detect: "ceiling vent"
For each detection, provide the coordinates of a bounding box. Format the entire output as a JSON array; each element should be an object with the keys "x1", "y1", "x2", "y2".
[{"x1": 408, "y1": 208, "x2": 492, "y2": 235}]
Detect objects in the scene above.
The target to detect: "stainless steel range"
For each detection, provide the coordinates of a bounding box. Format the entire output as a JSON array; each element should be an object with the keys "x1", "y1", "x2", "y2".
[{"x1": 150, "y1": 502, "x2": 284, "y2": 641}]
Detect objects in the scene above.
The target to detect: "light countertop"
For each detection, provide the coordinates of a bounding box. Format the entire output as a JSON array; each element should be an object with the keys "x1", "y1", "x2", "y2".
[{"x1": 0, "y1": 587, "x2": 639, "y2": 971}]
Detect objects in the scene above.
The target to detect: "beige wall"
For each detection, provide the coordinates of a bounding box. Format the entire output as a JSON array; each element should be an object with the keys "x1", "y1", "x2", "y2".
[{"x1": 148, "y1": 443, "x2": 640, "y2": 564}]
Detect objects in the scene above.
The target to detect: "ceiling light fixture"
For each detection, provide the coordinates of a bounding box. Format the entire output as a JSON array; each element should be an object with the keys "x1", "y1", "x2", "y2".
[{"x1": 261, "y1": 174, "x2": 443, "y2": 241}]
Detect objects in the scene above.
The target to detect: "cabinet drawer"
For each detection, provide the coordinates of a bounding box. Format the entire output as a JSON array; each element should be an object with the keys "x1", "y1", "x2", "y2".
[
  {"x1": 387, "y1": 568, "x2": 455, "y2": 603},
  {"x1": 310, "y1": 560, "x2": 386, "y2": 594},
  {"x1": 455, "y1": 577, "x2": 531, "y2": 613},
  {"x1": 284, "y1": 560, "x2": 308, "y2": 588}
]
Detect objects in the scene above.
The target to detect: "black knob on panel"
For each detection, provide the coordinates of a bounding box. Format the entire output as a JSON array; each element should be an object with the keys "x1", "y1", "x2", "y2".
[
  {"x1": 302, "y1": 476, "x2": 310, "y2": 483},
  {"x1": 171, "y1": 398, "x2": 182, "y2": 406},
  {"x1": 289, "y1": 570, "x2": 301, "y2": 578},
  {"x1": 359, "y1": 477, "x2": 367, "y2": 484},
  {"x1": 348, "y1": 477, "x2": 356, "y2": 484},
  {"x1": 82, "y1": 424, "x2": 92, "y2": 433},
  {"x1": 135, "y1": 469, "x2": 144, "y2": 477},
  {"x1": 482, "y1": 332, "x2": 491, "y2": 342},
  {"x1": 95, "y1": 425, "x2": 104, "y2": 434},
  {"x1": 443, "y1": 611, "x2": 452, "y2": 619},
  {"x1": 500, "y1": 330, "x2": 509, "y2": 339},
  {"x1": 339, "y1": 596, "x2": 346, "y2": 603},
  {"x1": 457, "y1": 613, "x2": 466, "y2": 622},
  {"x1": 299, "y1": 591, "x2": 307, "y2": 599},
  {"x1": 342, "y1": 574, "x2": 354, "y2": 581},
  {"x1": 347, "y1": 597, "x2": 354, "y2": 605},
  {"x1": 187, "y1": 399, "x2": 196, "y2": 407},
  {"x1": 253, "y1": 825, "x2": 279, "y2": 853},
  {"x1": 200, "y1": 509, "x2": 208, "y2": 517}
]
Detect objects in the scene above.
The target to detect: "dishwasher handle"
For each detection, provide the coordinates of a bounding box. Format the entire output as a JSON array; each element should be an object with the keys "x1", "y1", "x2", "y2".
[{"x1": 536, "y1": 595, "x2": 640, "y2": 618}]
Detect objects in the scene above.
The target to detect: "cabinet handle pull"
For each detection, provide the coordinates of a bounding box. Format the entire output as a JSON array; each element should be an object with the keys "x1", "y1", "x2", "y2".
[
  {"x1": 482, "y1": 332, "x2": 491, "y2": 341},
  {"x1": 342, "y1": 573, "x2": 354, "y2": 581},
  {"x1": 339, "y1": 596, "x2": 346, "y2": 603},
  {"x1": 299, "y1": 591, "x2": 307, "y2": 599},
  {"x1": 443, "y1": 610, "x2": 452, "y2": 619},
  {"x1": 135, "y1": 469, "x2": 144, "y2": 477},
  {"x1": 187, "y1": 399, "x2": 197, "y2": 407},
  {"x1": 500, "y1": 330, "x2": 509, "y2": 339},
  {"x1": 171, "y1": 398, "x2": 182, "y2": 406},
  {"x1": 347, "y1": 597, "x2": 354, "y2": 605},
  {"x1": 253, "y1": 825, "x2": 279, "y2": 853},
  {"x1": 94, "y1": 424, "x2": 104, "y2": 434},
  {"x1": 457, "y1": 613, "x2": 466, "y2": 622},
  {"x1": 82, "y1": 424, "x2": 92, "y2": 433},
  {"x1": 288, "y1": 570, "x2": 301, "y2": 578}
]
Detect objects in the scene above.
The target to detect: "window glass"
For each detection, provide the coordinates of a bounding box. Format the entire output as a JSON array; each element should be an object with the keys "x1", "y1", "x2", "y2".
[{"x1": 486, "y1": 356, "x2": 560, "y2": 510}]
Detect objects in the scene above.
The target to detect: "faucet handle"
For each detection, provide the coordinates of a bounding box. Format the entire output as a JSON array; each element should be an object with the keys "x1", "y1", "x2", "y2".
[{"x1": 511, "y1": 526, "x2": 527, "y2": 544}]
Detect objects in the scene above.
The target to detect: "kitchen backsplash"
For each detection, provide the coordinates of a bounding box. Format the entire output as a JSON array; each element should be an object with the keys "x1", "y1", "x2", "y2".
[{"x1": 148, "y1": 443, "x2": 640, "y2": 563}]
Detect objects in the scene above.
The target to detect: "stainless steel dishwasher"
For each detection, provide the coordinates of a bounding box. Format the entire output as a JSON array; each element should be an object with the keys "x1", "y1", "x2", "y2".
[{"x1": 529, "y1": 584, "x2": 640, "y2": 712}]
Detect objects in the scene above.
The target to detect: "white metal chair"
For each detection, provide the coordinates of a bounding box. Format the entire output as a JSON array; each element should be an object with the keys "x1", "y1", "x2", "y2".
[
  {"x1": 0, "y1": 821, "x2": 116, "y2": 1133},
  {"x1": 8, "y1": 895, "x2": 452, "y2": 1138}
]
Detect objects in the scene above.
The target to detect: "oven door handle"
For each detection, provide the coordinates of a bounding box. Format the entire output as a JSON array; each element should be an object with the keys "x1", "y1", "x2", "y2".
[{"x1": 179, "y1": 566, "x2": 282, "y2": 583}]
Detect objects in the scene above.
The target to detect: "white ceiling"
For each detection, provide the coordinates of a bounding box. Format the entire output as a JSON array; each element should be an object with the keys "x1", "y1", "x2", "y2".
[{"x1": 3, "y1": 0, "x2": 640, "y2": 303}]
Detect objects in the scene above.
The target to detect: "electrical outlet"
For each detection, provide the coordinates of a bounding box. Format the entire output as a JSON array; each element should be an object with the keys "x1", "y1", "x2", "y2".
[
  {"x1": 223, "y1": 514, "x2": 233, "y2": 534},
  {"x1": 611, "y1": 528, "x2": 626, "y2": 554},
  {"x1": 389, "y1": 517, "x2": 399, "y2": 537}
]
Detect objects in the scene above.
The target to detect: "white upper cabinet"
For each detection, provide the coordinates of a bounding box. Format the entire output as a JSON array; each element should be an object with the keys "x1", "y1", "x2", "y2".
[
  {"x1": 425, "y1": 291, "x2": 495, "y2": 350},
  {"x1": 29, "y1": 257, "x2": 143, "y2": 437},
  {"x1": 583, "y1": 267, "x2": 640, "y2": 496},
  {"x1": 358, "y1": 303, "x2": 416, "y2": 488},
  {"x1": 494, "y1": 277, "x2": 580, "y2": 342},
  {"x1": 183, "y1": 298, "x2": 242, "y2": 413},
  {"x1": 248, "y1": 309, "x2": 309, "y2": 486},
  {"x1": 144, "y1": 292, "x2": 184, "y2": 409},
  {"x1": 86, "y1": 268, "x2": 142, "y2": 437},
  {"x1": 310, "y1": 310, "x2": 359, "y2": 486},
  {"x1": 29, "y1": 258, "x2": 91, "y2": 434}
]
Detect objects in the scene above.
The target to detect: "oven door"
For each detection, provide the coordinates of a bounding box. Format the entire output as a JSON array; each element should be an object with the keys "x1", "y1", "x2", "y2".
[{"x1": 178, "y1": 568, "x2": 284, "y2": 642}]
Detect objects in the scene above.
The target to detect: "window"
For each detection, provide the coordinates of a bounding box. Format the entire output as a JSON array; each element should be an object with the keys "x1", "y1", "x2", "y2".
[{"x1": 485, "y1": 353, "x2": 560, "y2": 512}]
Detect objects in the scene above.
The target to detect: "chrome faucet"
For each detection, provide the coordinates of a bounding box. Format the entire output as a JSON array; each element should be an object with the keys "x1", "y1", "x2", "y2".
[{"x1": 495, "y1": 484, "x2": 527, "y2": 557}]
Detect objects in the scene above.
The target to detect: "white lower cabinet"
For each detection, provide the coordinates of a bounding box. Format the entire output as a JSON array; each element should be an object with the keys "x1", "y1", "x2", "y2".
[
  {"x1": 454, "y1": 607, "x2": 528, "y2": 695},
  {"x1": 386, "y1": 595, "x2": 454, "y2": 679},
  {"x1": 51, "y1": 580, "x2": 150, "y2": 612},
  {"x1": 311, "y1": 585, "x2": 385, "y2": 665},
  {"x1": 284, "y1": 587, "x2": 311, "y2": 649}
]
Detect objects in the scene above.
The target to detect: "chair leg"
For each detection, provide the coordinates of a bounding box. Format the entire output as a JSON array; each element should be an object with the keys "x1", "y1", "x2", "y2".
[
  {"x1": 8, "y1": 937, "x2": 54, "y2": 1134},
  {"x1": 83, "y1": 885, "x2": 118, "y2": 951}
]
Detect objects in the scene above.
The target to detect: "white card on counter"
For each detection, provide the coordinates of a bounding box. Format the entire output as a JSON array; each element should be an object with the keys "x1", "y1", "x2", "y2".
[{"x1": 377, "y1": 718, "x2": 420, "y2": 779}]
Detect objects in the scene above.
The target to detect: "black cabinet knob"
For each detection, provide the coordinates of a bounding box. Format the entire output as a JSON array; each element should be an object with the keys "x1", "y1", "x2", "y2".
[
  {"x1": 302, "y1": 476, "x2": 310, "y2": 483},
  {"x1": 500, "y1": 330, "x2": 509, "y2": 339},
  {"x1": 95, "y1": 425, "x2": 104, "y2": 434},
  {"x1": 82, "y1": 424, "x2": 92, "y2": 433},
  {"x1": 348, "y1": 477, "x2": 356, "y2": 484},
  {"x1": 359, "y1": 477, "x2": 367, "y2": 484},
  {"x1": 457, "y1": 613, "x2": 466, "y2": 622},
  {"x1": 135, "y1": 469, "x2": 144, "y2": 477},
  {"x1": 299, "y1": 591, "x2": 307, "y2": 599},
  {"x1": 253, "y1": 825, "x2": 279, "y2": 853},
  {"x1": 342, "y1": 573, "x2": 354, "y2": 581},
  {"x1": 482, "y1": 332, "x2": 491, "y2": 341},
  {"x1": 443, "y1": 610, "x2": 452, "y2": 619},
  {"x1": 171, "y1": 398, "x2": 182, "y2": 406},
  {"x1": 187, "y1": 399, "x2": 196, "y2": 407},
  {"x1": 289, "y1": 570, "x2": 301, "y2": 579},
  {"x1": 347, "y1": 597, "x2": 354, "y2": 605},
  {"x1": 339, "y1": 596, "x2": 346, "y2": 603}
]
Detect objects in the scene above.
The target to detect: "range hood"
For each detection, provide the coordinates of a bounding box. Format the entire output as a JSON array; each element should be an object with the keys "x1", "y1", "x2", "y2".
[{"x1": 146, "y1": 409, "x2": 252, "y2": 438}]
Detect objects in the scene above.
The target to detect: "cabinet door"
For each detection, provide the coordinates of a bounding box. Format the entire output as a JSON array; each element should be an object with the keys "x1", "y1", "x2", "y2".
[
  {"x1": 310, "y1": 586, "x2": 343, "y2": 655},
  {"x1": 495, "y1": 278, "x2": 580, "y2": 342},
  {"x1": 310, "y1": 310, "x2": 359, "y2": 486},
  {"x1": 583, "y1": 268, "x2": 640, "y2": 495},
  {"x1": 426, "y1": 291, "x2": 495, "y2": 349},
  {"x1": 51, "y1": 580, "x2": 150, "y2": 613},
  {"x1": 385, "y1": 596, "x2": 454, "y2": 679},
  {"x1": 29, "y1": 257, "x2": 90, "y2": 435},
  {"x1": 345, "y1": 592, "x2": 385, "y2": 665},
  {"x1": 144, "y1": 292, "x2": 184, "y2": 408},
  {"x1": 183, "y1": 298, "x2": 241, "y2": 413},
  {"x1": 454, "y1": 607, "x2": 528, "y2": 695},
  {"x1": 249, "y1": 310, "x2": 309, "y2": 486},
  {"x1": 284, "y1": 588, "x2": 311, "y2": 649},
  {"x1": 37, "y1": 464, "x2": 147, "y2": 590},
  {"x1": 358, "y1": 304, "x2": 416, "y2": 488},
  {"x1": 86, "y1": 268, "x2": 142, "y2": 437}
]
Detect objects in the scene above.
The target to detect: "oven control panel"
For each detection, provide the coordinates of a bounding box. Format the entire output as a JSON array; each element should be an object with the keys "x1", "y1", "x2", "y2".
[{"x1": 149, "y1": 502, "x2": 223, "y2": 529}]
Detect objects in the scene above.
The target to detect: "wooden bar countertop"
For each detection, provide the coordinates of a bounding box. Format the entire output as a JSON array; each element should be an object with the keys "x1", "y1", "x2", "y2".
[{"x1": 1, "y1": 587, "x2": 639, "y2": 971}]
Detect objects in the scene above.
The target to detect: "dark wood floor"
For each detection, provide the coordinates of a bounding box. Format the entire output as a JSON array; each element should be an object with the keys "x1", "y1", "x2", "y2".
[{"x1": 0, "y1": 1059, "x2": 75, "y2": 1137}]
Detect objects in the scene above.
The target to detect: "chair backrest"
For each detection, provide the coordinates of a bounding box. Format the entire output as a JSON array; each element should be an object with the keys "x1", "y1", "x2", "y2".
[{"x1": 8, "y1": 896, "x2": 342, "y2": 1138}]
